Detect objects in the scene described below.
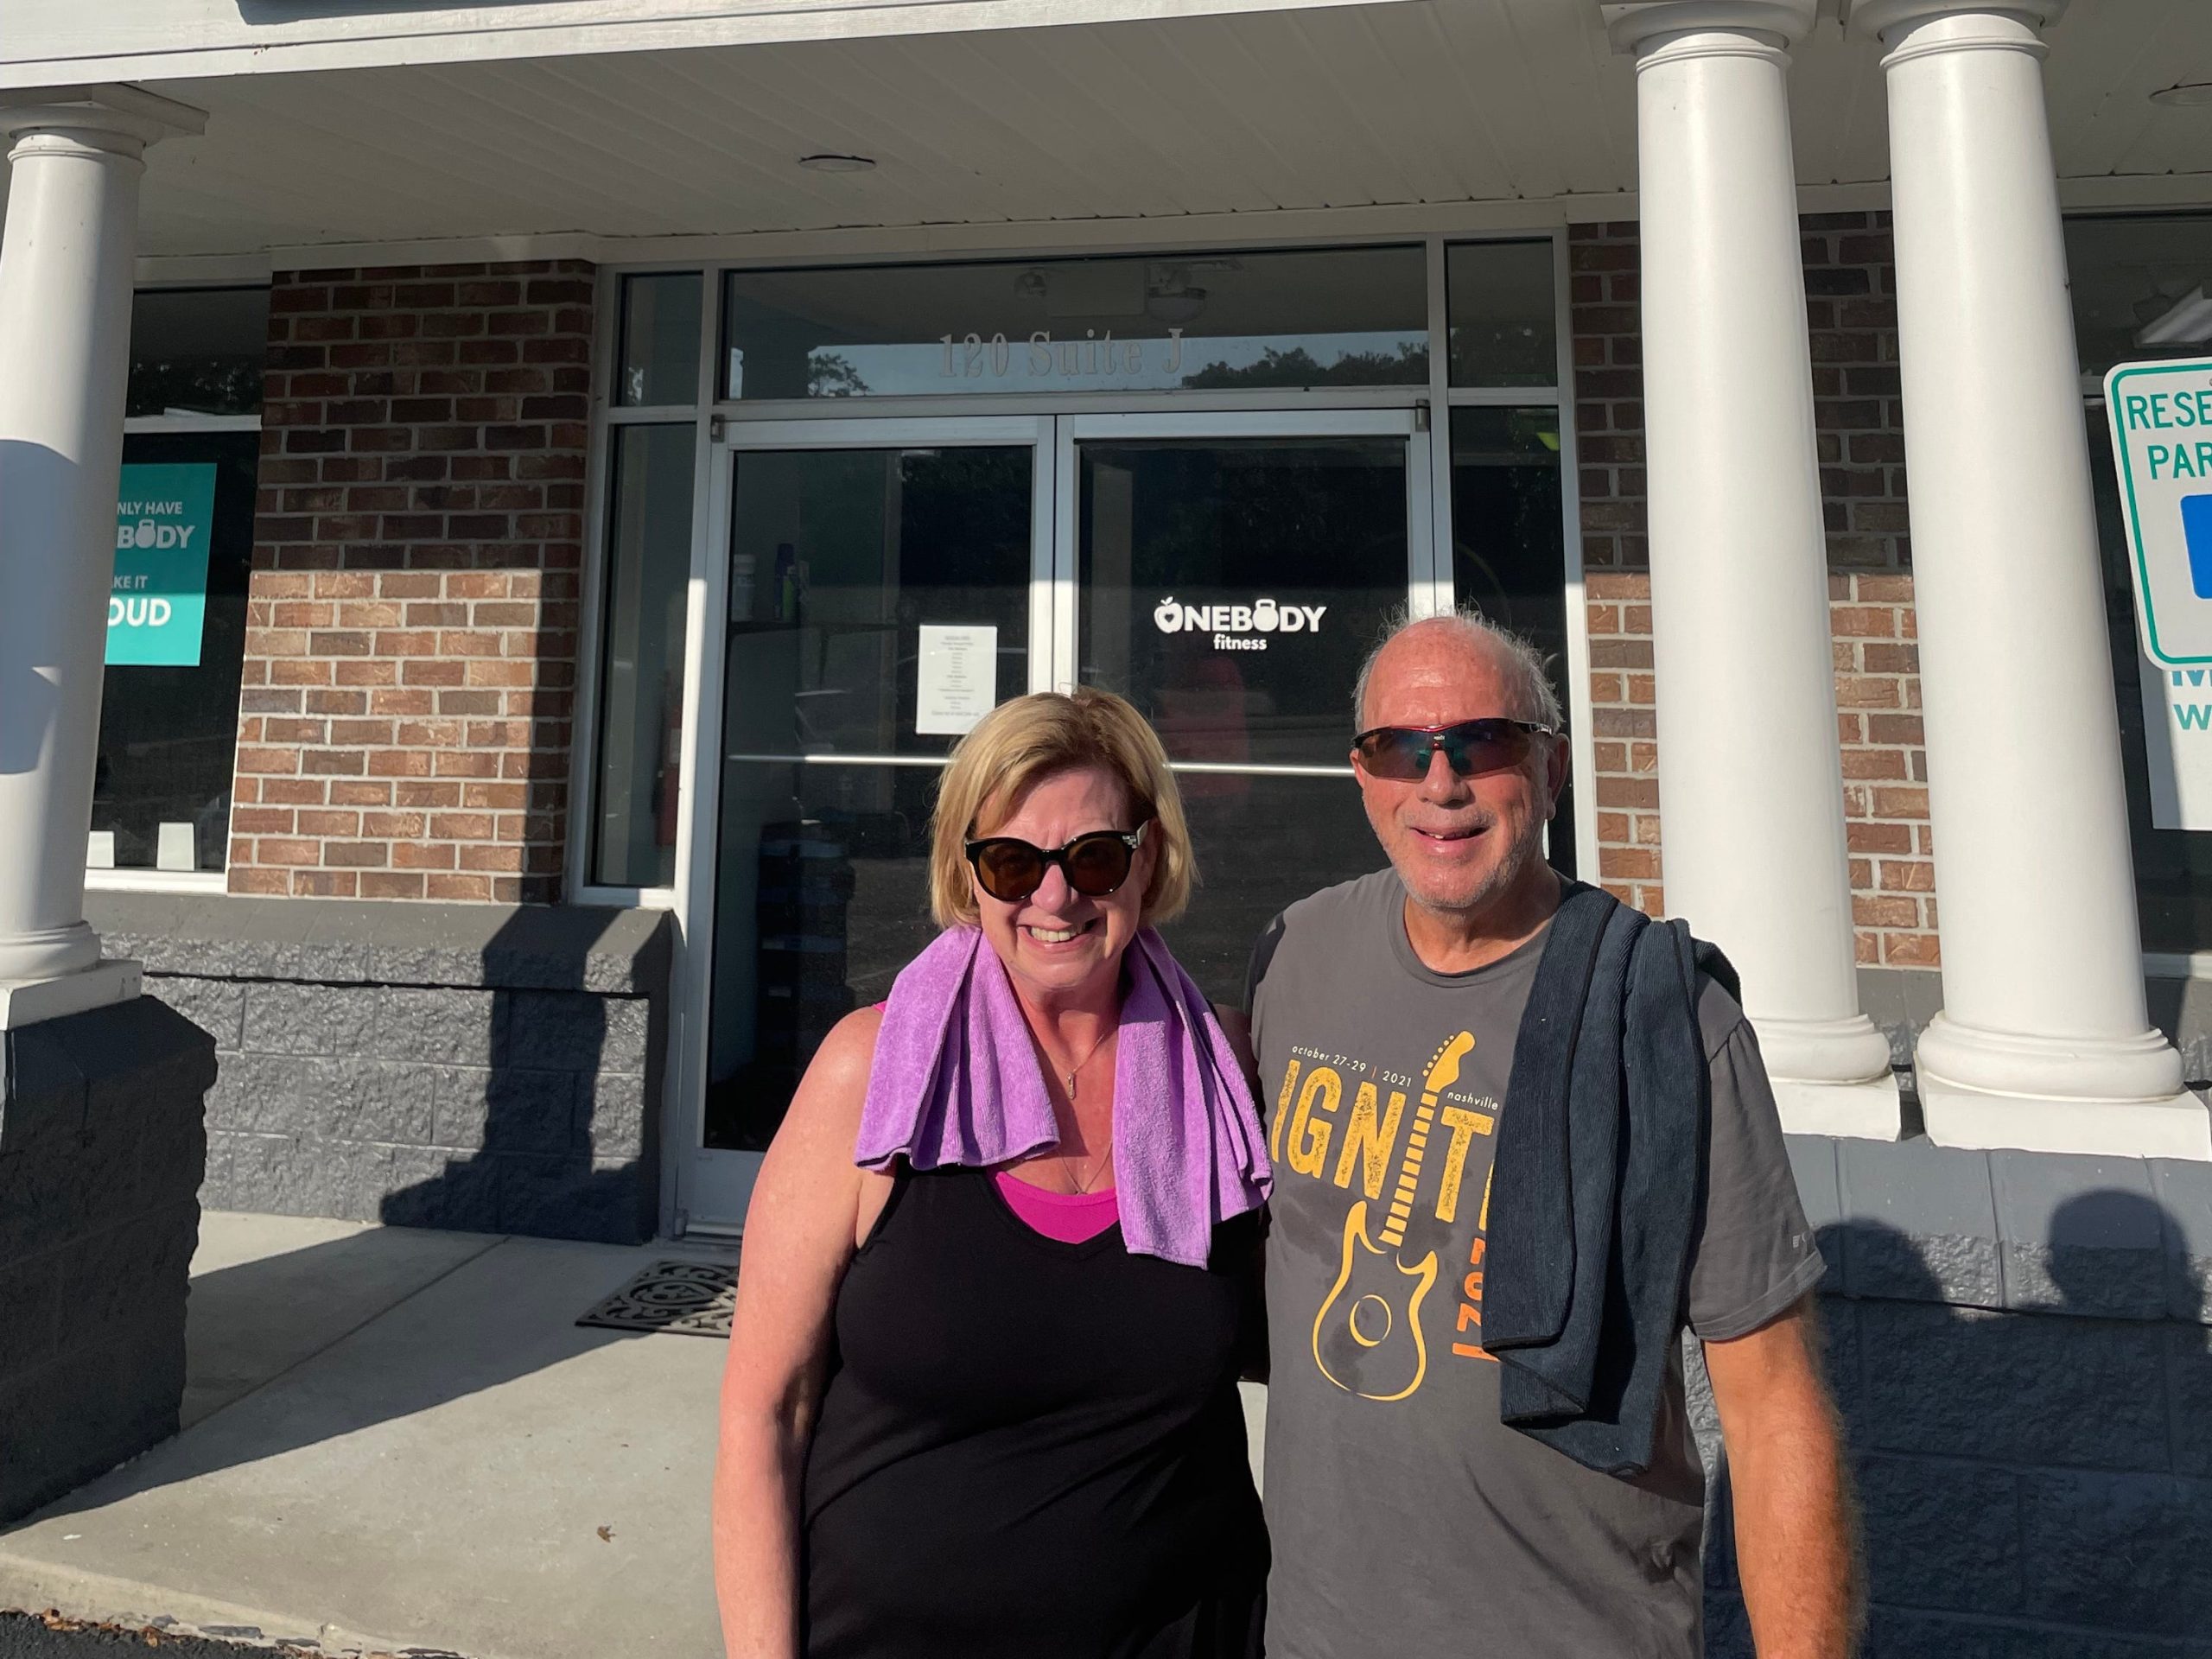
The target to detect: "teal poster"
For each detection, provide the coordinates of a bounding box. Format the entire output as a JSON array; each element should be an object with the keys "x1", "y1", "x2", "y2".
[{"x1": 110, "y1": 462, "x2": 217, "y2": 666}]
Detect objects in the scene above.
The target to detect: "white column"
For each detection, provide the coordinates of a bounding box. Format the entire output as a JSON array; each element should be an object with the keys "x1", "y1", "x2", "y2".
[
  {"x1": 1847, "y1": 0, "x2": 2210, "y2": 1158},
  {"x1": 1607, "y1": 1, "x2": 1902, "y2": 1137},
  {"x1": 0, "y1": 91, "x2": 202, "y2": 1029}
]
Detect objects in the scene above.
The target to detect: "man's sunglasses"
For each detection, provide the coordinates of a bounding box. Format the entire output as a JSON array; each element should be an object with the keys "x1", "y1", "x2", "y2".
[
  {"x1": 963, "y1": 823, "x2": 1150, "y2": 905},
  {"x1": 1351, "y1": 717, "x2": 1557, "y2": 782}
]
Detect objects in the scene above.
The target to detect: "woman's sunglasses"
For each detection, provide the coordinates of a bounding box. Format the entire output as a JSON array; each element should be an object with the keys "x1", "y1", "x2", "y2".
[
  {"x1": 963, "y1": 823, "x2": 1150, "y2": 905},
  {"x1": 1351, "y1": 717, "x2": 1557, "y2": 782}
]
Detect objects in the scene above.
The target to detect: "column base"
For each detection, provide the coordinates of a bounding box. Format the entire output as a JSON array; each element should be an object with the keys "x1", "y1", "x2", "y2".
[
  {"x1": 0, "y1": 919, "x2": 103, "y2": 984},
  {"x1": 1916, "y1": 1012, "x2": 2212, "y2": 1160},
  {"x1": 1751, "y1": 1010, "x2": 1897, "y2": 1078},
  {"x1": 0, "y1": 958, "x2": 140, "y2": 1030},
  {"x1": 1771, "y1": 1071, "x2": 1905, "y2": 1140},
  {"x1": 1918, "y1": 1071, "x2": 2211, "y2": 1160}
]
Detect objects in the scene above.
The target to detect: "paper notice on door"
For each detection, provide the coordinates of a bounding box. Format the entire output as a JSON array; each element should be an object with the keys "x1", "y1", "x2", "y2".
[{"x1": 916, "y1": 625, "x2": 999, "y2": 735}]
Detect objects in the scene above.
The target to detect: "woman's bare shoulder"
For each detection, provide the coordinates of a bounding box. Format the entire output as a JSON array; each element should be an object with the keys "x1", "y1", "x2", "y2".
[
  {"x1": 812, "y1": 1004, "x2": 887, "y2": 1086},
  {"x1": 772, "y1": 1005, "x2": 885, "y2": 1157}
]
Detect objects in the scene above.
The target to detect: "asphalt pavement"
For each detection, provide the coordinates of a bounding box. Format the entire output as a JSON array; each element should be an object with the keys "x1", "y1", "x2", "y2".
[{"x1": 0, "y1": 1611, "x2": 270, "y2": 1656}]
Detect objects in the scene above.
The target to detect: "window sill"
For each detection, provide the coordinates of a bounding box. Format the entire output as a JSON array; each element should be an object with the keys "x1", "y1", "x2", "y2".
[{"x1": 86, "y1": 868, "x2": 229, "y2": 894}]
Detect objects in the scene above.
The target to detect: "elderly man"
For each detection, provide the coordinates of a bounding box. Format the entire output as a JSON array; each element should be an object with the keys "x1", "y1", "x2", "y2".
[{"x1": 1245, "y1": 610, "x2": 1856, "y2": 1658}]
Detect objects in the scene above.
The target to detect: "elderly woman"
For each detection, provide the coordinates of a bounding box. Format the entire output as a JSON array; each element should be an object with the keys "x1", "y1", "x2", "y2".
[{"x1": 713, "y1": 687, "x2": 1274, "y2": 1659}]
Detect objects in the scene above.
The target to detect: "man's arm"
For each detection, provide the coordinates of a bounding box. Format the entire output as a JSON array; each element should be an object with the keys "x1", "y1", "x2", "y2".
[{"x1": 1701, "y1": 1296, "x2": 1862, "y2": 1659}]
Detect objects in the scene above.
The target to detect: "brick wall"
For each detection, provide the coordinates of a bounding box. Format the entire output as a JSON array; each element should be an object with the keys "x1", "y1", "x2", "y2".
[
  {"x1": 232, "y1": 262, "x2": 594, "y2": 903},
  {"x1": 1570, "y1": 214, "x2": 1940, "y2": 964}
]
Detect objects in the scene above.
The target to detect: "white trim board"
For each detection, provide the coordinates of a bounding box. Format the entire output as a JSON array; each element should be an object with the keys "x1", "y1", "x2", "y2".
[
  {"x1": 125, "y1": 177, "x2": 2212, "y2": 281},
  {"x1": 0, "y1": 0, "x2": 1421, "y2": 88}
]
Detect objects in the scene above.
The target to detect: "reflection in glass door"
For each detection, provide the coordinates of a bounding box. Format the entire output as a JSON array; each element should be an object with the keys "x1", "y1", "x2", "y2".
[
  {"x1": 1065, "y1": 413, "x2": 1434, "y2": 1005},
  {"x1": 685, "y1": 423, "x2": 1050, "y2": 1227}
]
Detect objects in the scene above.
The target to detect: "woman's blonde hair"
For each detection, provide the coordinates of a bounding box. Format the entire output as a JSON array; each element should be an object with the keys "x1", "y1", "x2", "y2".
[{"x1": 929, "y1": 688, "x2": 1195, "y2": 930}]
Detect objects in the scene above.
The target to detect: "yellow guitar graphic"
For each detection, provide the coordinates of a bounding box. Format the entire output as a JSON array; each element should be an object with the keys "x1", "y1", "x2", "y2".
[{"x1": 1310, "y1": 1031, "x2": 1476, "y2": 1402}]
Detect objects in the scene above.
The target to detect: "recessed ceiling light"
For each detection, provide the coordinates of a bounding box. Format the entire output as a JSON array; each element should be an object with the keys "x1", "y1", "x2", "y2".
[
  {"x1": 798, "y1": 153, "x2": 875, "y2": 172},
  {"x1": 2151, "y1": 82, "x2": 2212, "y2": 107}
]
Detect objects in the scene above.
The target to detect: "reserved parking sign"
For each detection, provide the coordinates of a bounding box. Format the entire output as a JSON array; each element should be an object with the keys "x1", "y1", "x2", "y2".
[
  {"x1": 2107, "y1": 358, "x2": 2212, "y2": 665},
  {"x1": 2107, "y1": 358, "x2": 2212, "y2": 827}
]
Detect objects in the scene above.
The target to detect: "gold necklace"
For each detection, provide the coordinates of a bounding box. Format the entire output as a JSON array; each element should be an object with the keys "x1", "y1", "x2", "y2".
[
  {"x1": 1051, "y1": 1024, "x2": 1114, "y2": 1103},
  {"x1": 1043, "y1": 1025, "x2": 1114, "y2": 1194}
]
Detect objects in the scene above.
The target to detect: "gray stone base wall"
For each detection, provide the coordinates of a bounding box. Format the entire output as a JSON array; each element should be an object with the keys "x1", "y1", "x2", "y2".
[
  {"x1": 88, "y1": 895, "x2": 672, "y2": 1246},
  {"x1": 1, "y1": 996, "x2": 214, "y2": 1524},
  {"x1": 1699, "y1": 1135, "x2": 2212, "y2": 1656}
]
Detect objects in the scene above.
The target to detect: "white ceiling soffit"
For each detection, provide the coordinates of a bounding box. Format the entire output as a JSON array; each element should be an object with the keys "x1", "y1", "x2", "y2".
[
  {"x1": 114, "y1": 2, "x2": 1640, "y2": 257},
  {"x1": 0, "y1": 0, "x2": 1421, "y2": 87},
  {"x1": 4, "y1": 0, "x2": 2207, "y2": 262}
]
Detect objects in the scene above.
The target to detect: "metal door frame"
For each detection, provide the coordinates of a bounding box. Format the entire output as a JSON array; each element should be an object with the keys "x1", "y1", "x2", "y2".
[{"x1": 672, "y1": 416, "x2": 1054, "y2": 1231}]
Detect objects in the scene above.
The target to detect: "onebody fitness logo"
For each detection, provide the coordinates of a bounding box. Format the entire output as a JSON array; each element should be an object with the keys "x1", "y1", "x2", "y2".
[{"x1": 1153, "y1": 596, "x2": 1328, "y2": 653}]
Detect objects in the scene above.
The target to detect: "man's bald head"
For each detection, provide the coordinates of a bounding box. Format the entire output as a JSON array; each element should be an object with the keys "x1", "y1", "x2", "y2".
[{"x1": 1352, "y1": 610, "x2": 1560, "y2": 735}]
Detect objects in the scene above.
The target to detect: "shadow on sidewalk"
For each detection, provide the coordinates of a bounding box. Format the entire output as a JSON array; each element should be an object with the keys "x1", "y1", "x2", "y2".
[{"x1": 14, "y1": 1231, "x2": 677, "y2": 1524}]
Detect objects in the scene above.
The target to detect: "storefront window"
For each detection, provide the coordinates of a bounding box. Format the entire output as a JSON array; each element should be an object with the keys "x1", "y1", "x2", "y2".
[
  {"x1": 617, "y1": 272, "x2": 702, "y2": 407},
  {"x1": 592, "y1": 424, "x2": 697, "y2": 888},
  {"x1": 1450, "y1": 406, "x2": 1573, "y2": 874},
  {"x1": 2071, "y1": 213, "x2": 2212, "y2": 949},
  {"x1": 2088, "y1": 420, "x2": 2212, "y2": 949},
  {"x1": 126, "y1": 287, "x2": 268, "y2": 418},
  {"x1": 2065, "y1": 215, "x2": 2212, "y2": 381},
  {"x1": 92, "y1": 429, "x2": 258, "y2": 873},
  {"x1": 1446, "y1": 241, "x2": 1558, "y2": 388},
  {"x1": 721, "y1": 246, "x2": 1429, "y2": 400},
  {"x1": 95, "y1": 285, "x2": 268, "y2": 876}
]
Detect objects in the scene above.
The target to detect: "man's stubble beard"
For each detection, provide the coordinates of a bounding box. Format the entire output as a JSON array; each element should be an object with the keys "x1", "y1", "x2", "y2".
[{"x1": 1396, "y1": 810, "x2": 1547, "y2": 928}]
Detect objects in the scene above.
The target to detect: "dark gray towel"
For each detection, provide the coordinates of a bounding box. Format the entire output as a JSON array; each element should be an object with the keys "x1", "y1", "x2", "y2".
[{"x1": 1484, "y1": 881, "x2": 1714, "y2": 1478}]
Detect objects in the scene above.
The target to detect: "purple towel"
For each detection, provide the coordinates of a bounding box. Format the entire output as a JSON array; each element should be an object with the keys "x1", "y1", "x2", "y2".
[{"x1": 856, "y1": 925, "x2": 1272, "y2": 1268}]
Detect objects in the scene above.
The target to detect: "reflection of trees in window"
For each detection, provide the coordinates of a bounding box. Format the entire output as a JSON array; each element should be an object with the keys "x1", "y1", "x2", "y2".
[
  {"x1": 808, "y1": 353, "x2": 870, "y2": 397},
  {"x1": 126, "y1": 356, "x2": 264, "y2": 418},
  {"x1": 1179, "y1": 341, "x2": 1430, "y2": 390}
]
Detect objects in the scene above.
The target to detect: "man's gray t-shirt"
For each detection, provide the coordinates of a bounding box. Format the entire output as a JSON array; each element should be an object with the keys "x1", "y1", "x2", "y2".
[{"x1": 1249, "y1": 871, "x2": 1824, "y2": 1659}]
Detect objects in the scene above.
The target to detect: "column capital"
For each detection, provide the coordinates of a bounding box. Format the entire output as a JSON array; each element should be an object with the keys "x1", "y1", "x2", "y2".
[
  {"x1": 1603, "y1": 0, "x2": 1817, "y2": 54},
  {"x1": 1841, "y1": 0, "x2": 2067, "y2": 44},
  {"x1": 0, "y1": 84, "x2": 206, "y2": 156}
]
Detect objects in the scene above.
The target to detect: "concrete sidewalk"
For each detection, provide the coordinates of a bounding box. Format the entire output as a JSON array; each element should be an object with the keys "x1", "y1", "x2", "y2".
[{"x1": 0, "y1": 1215, "x2": 735, "y2": 1659}]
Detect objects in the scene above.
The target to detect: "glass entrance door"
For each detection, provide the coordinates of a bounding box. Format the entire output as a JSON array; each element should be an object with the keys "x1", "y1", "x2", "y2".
[
  {"x1": 1057, "y1": 411, "x2": 1436, "y2": 1004},
  {"x1": 677, "y1": 411, "x2": 1433, "y2": 1230},
  {"x1": 677, "y1": 418, "x2": 1052, "y2": 1227}
]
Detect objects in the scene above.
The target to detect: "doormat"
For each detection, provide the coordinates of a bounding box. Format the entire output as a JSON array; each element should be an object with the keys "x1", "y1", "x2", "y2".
[{"x1": 576, "y1": 1259, "x2": 738, "y2": 1338}]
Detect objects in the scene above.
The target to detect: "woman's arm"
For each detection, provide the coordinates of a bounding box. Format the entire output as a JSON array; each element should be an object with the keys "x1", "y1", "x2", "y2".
[
  {"x1": 712, "y1": 1007, "x2": 887, "y2": 1659},
  {"x1": 1211, "y1": 1002, "x2": 1270, "y2": 1385}
]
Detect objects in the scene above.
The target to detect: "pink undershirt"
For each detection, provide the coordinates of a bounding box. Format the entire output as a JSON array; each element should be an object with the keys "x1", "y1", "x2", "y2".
[
  {"x1": 993, "y1": 1171, "x2": 1121, "y2": 1243},
  {"x1": 870, "y1": 1001, "x2": 1121, "y2": 1243}
]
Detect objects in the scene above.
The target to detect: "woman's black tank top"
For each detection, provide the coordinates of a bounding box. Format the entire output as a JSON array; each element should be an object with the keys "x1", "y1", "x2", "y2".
[{"x1": 800, "y1": 1166, "x2": 1268, "y2": 1659}]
